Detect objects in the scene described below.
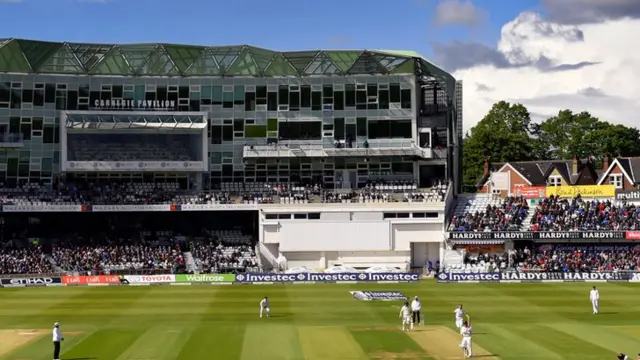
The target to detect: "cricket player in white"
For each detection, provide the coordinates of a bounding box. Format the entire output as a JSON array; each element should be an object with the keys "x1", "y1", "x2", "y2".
[
  {"x1": 590, "y1": 286, "x2": 599, "y2": 315},
  {"x1": 454, "y1": 304, "x2": 465, "y2": 328},
  {"x1": 260, "y1": 296, "x2": 270, "y2": 318},
  {"x1": 399, "y1": 301, "x2": 412, "y2": 332},
  {"x1": 459, "y1": 320, "x2": 473, "y2": 358}
]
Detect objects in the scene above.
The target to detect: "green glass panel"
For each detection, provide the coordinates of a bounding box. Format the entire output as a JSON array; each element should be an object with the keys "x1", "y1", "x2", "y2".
[
  {"x1": 90, "y1": 48, "x2": 132, "y2": 75},
  {"x1": 248, "y1": 46, "x2": 273, "y2": 72},
  {"x1": 118, "y1": 45, "x2": 156, "y2": 73},
  {"x1": 283, "y1": 51, "x2": 319, "y2": 73},
  {"x1": 264, "y1": 53, "x2": 298, "y2": 76},
  {"x1": 347, "y1": 51, "x2": 387, "y2": 74},
  {"x1": 185, "y1": 49, "x2": 222, "y2": 75},
  {"x1": 0, "y1": 40, "x2": 33, "y2": 73},
  {"x1": 163, "y1": 45, "x2": 202, "y2": 73},
  {"x1": 69, "y1": 43, "x2": 112, "y2": 70},
  {"x1": 245, "y1": 125, "x2": 267, "y2": 138},
  {"x1": 326, "y1": 51, "x2": 361, "y2": 72},
  {"x1": 211, "y1": 46, "x2": 243, "y2": 72},
  {"x1": 303, "y1": 53, "x2": 341, "y2": 75},
  {"x1": 39, "y1": 44, "x2": 85, "y2": 74},
  {"x1": 225, "y1": 47, "x2": 258, "y2": 76},
  {"x1": 374, "y1": 55, "x2": 407, "y2": 72},
  {"x1": 267, "y1": 118, "x2": 278, "y2": 131},
  {"x1": 17, "y1": 40, "x2": 62, "y2": 72},
  {"x1": 142, "y1": 48, "x2": 179, "y2": 75},
  {"x1": 390, "y1": 59, "x2": 415, "y2": 74}
]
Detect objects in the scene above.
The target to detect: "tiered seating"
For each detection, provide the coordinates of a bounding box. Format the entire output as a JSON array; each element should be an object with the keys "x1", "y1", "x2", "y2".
[
  {"x1": 0, "y1": 183, "x2": 84, "y2": 205},
  {"x1": 94, "y1": 182, "x2": 182, "y2": 204},
  {"x1": 174, "y1": 193, "x2": 233, "y2": 205},
  {"x1": 191, "y1": 230, "x2": 259, "y2": 273},
  {"x1": 0, "y1": 246, "x2": 53, "y2": 274},
  {"x1": 449, "y1": 195, "x2": 529, "y2": 232},
  {"x1": 530, "y1": 196, "x2": 640, "y2": 231},
  {"x1": 68, "y1": 135, "x2": 191, "y2": 161}
]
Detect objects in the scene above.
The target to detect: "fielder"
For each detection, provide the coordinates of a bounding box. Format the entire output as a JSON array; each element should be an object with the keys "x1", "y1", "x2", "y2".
[
  {"x1": 260, "y1": 296, "x2": 270, "y2": 318},
  {"x1": 454, "y1": 304, "x2": 465, "y2": 329},
  {"x1": 459, "y1": 319, "x2": 473, "y2": 358},
  {"x1": 590, "y1": 286, "x2": 599, "y2": 315},
  {"x1": 411, "y1": 296, "x2": 422, "y2": 329},
  {"x1": 399, "y1": 301, "x2": 412, "y2": 332}
]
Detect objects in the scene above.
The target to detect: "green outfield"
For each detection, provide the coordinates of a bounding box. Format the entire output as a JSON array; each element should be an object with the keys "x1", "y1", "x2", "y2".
[{"x1": 0, "y1": 282, "x2": 638, "y2": 360}]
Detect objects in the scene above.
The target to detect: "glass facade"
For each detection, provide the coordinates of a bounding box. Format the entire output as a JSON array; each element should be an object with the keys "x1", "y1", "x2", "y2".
[{"x1": 0, "y1": 39, "x2": 458, "y2": 189}]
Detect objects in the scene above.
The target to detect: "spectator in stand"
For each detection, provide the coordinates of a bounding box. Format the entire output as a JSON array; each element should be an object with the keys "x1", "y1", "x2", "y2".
[
  {"x1": 518, "y1": 246, "x2": 640, "y2": 272},
  {"x1": 0, "y1": 246, "x2": 53, "y2": 274},
  {"x1": 530, "y1": 196, "x2": 640, "y2": 231},
  {"x1": 450, "y1": 196, "x2": 529, "y2": 232}
]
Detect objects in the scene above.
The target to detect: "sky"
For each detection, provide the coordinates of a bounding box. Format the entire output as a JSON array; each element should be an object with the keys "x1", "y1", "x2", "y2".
[{"x1": 2, "y1": 0, "x2": 640, "y2": 133}]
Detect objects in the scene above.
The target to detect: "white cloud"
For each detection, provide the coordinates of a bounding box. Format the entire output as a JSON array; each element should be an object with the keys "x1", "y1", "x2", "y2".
[{"x1": 455, "y1": 11, "x2": 640, "y2": 132}]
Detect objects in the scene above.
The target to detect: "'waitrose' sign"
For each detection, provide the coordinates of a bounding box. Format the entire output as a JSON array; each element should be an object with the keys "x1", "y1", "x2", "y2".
[{"x1": 175, "y1": 274, "x2": 236, "y2": 283}]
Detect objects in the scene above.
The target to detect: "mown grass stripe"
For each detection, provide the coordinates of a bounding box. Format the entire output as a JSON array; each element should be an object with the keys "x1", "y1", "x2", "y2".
[
  {"x1": 60, "y1": 328, "x2": 143, "y2": 360},
  {"x1": 297, "y1": 326, "x2": 368, "y2": 360},
  {"x1": 241, "y1": 323, "x2": 302, "y2": 360}
]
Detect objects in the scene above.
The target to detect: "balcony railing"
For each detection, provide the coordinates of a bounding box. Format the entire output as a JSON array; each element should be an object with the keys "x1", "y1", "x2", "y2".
[
  {"x1": 0, "y1": 133, "x2": 24, "y2": 148},
  {"x1": 243, "y1": 139, "x2": 433, "y2": 159}
]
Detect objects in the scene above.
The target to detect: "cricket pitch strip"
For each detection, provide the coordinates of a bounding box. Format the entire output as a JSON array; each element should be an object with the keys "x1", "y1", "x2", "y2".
[
  {"x1": 0, "y1": 329, "x2": 47, "y2": 357},
  {"x1": 407, "y1": 326, "x2": 500, "y2": 360}
]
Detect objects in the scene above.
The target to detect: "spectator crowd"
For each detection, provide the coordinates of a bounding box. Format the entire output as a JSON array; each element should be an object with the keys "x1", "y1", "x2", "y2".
[
  {"x1": 0, "y1": 246, "x2": 53, "y2": 275},
  {"x1": 529, "y1": 196, "x2": 640, "y2": 231},
  {"x1": 450, "y1": 195, "x2": 529, "y2": 232}
]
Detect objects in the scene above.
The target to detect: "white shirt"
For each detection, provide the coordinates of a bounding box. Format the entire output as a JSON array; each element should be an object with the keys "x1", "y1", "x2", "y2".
[
  {"x1": 53, "y1": 327, "x2": 62, "y2": 342},
  {"x1": 454, "y1": 308, "x2": 465, "y2": 319},
  {"x1": 460, "y1": 325, "x2": 472, "y2": 337},
  {"x1": 260, "y1": 299, "x2": 269, "y2": 308},
  {"x1": 411, "y1": 300, "x2": 421, "y2": 311},
  {"x1": 400, "y1": 305, "x2": 411, "y2": 318},
  {"x1": 590, "y1": 289, "x2": 599, "y2": 301}
]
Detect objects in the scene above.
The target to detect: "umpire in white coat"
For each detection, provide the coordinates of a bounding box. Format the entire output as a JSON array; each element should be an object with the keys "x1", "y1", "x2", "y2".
[{"x1": 53, "y1": 322, "x2": 63, "y2": 360}]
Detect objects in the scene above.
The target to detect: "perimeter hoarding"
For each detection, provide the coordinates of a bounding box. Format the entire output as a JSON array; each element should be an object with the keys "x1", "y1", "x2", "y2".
[
  {"x1": 124, "y1": 274, "x2": 176, "y2": 284},
  {"x1": 175, "y1": 274, "x2": 236, "y2": 283},
  {"x1": 234, "y1": 272, "x2": 420, "y2": 284},
  {"x1": 62, "y1": 275, "x2": 123, "y2": 285},
  {"x1": 436, "y1": 271, "x2": 632, "y2": 283},
  {"x1": 0, "y1": 276, "x2": 62, "y2": 287}
]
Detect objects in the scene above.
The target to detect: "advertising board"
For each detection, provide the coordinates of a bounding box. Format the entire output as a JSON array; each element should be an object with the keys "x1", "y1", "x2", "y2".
[
  {"x1": 449, "y1": 231, "x2": 628, "y2": 240},
  {"x1": 0, "y1": 277, "x2": 62, "y2": 287},
  {"x1": 436, "y1": 271, "x2": 631, "y2": 283},
  {"x1": 62, "y1": 275, "x2": 123, "y2": 285},
  {"x1": 124, "y1": 275, "x2": 176, "y2": 284},
  {"x1": 175, "y1": 274, "x2": 236, "y2": 283},
  {"x1": 234, "y1": 272, "x2": 420, "y2": 284}
]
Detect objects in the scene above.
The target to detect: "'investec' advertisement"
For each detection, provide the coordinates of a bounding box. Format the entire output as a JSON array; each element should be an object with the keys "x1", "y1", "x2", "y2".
[
  {"x1": 235, "y1": 272, "x2": 420, "y2": 283},
  {"x1": 437, "y1": 271, "x2": 631, "y2": 283}
]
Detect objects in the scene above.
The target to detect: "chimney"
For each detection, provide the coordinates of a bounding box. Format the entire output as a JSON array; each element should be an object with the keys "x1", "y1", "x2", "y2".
[
  {"x1": 483, "y1": 159, "x2": 490, "y2": 177},
  {"x1": 602, "y1": 153, "x2": 609, "y2": 170},
  {"x1": 572, "y1": 155, "x2": 579, "y2": 175}
]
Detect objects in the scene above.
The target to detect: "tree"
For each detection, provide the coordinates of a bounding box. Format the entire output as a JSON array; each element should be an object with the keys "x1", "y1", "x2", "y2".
[
  {"x1": 462, "y1": 101, "x2": 543, "y2": 189},
  {"x1": 539, "y1": 110, "x2": 640, "y2": 160}
]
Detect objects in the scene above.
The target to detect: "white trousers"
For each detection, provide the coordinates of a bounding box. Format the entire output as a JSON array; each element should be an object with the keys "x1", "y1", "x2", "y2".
[
  {"x1": 460, "y1": 337, "x2": 472, "y2": 356},
  {"x1": 260, "y1": 307, "x2": 270, "y2": 317},
  {"x1": 455, "y1": 318, "x2": 464, "y2": 328},
  {"x1": 592, "y1": 300, "x2": 599, "y2": 314},
  {"x1": 402, "y1": 316, "x2": 411, "y2": 325}
]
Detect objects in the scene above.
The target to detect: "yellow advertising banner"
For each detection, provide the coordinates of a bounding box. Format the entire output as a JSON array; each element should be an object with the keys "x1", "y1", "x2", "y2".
[{"x1": 545, "y1": 185, "x2": 615, "y2": 198}]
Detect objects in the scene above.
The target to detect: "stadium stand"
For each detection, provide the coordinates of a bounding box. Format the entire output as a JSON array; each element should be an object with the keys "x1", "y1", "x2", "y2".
[
  {"x1": 0, "y1": 246, "x2": 53, "y2": 275},
  {"x1": 529, "y1": 196, "x2": 640, "y2": 231},
  {"x1": 449, "y1": 195, "x2": 529, "y2": 231},
  {"x1": 68, "y1": 134, "x2": 192, "y2": 162},
  {"x1": 190, "y1": 230, "x2": 259, "y2": 274}
]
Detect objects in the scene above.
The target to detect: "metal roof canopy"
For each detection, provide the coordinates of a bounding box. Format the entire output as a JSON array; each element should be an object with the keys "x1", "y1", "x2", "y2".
[
  {"x1": 0, "y1": 39, "x2": 457, "y2": 100},
  {"x1": 63, "y1": 110, "x2": 207, "y2": 129}
]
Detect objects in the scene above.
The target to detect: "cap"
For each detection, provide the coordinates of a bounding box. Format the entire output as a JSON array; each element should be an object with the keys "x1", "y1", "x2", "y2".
[
  {"x1": 414, "y1": 296, "x2": 419, "y2": 299},
  {"x1": 54, "y1": 322, "x2": 59, "y2": 327}
]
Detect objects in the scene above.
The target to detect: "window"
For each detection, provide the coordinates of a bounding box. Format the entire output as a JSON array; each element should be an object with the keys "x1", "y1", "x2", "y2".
[
  {"x1": 547, "y1": 175, "x2": 562, "y2": 186},
  {"x1": 609, "y1": 174, "x2": 623, "y2": 188}
]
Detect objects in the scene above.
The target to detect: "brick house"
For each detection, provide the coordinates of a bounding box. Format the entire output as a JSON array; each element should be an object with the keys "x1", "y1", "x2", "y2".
[
  {"x1": 596, "y1": 156, "x2": 640, "y2": 190},
  {"x1": 476, "y1": 156, "x2": 602, "y2": 196}
]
